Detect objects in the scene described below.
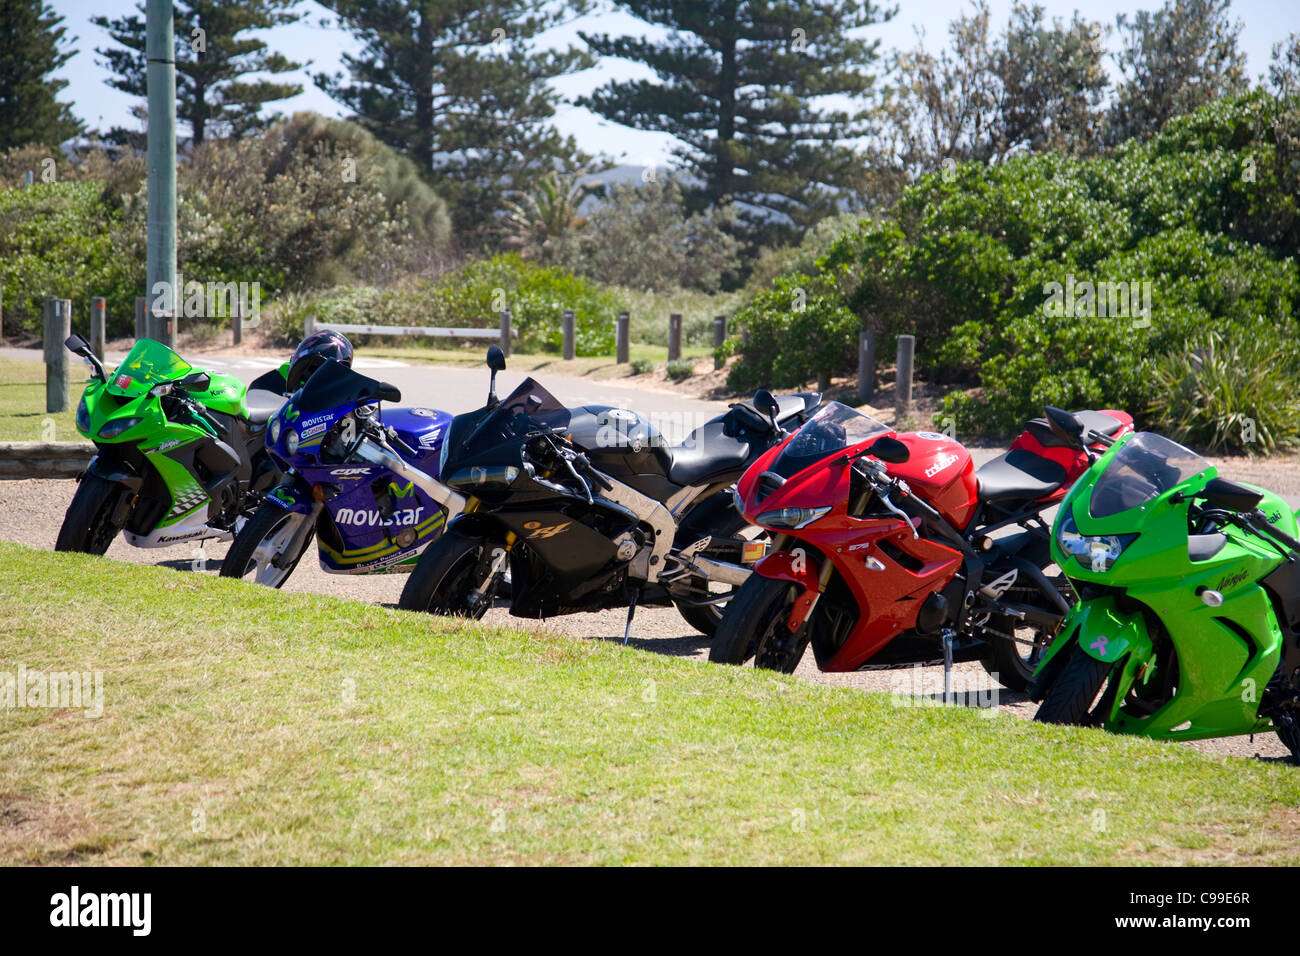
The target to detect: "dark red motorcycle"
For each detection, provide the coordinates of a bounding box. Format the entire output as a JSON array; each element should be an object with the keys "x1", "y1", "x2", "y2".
[{"x1": 709, "y1": 398, "x2": 1132, "y2": 690}]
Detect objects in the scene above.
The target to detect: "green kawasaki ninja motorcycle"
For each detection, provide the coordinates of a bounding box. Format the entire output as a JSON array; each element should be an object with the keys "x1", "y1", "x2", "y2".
[
  {"x1": 55, "y1": 334, "x2": 284, "y2": 555},
  {"x1": 1031, "y1": 430, "x2": 1300, "y2": 761}
]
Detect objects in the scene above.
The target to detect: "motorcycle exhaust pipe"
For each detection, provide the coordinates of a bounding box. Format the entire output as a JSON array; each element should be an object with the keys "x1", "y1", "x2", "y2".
[
  {"x1": 685, "y1": 554, "x2": 751, "y2": 587},
  {"x1": 354, "y1": 439, "x2": 467, "y2": 519}
]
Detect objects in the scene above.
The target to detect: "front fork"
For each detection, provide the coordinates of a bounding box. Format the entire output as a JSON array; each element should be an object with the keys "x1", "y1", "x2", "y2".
[{"x1": 753, "y1": 535, "x2": 833, "y2": 633}]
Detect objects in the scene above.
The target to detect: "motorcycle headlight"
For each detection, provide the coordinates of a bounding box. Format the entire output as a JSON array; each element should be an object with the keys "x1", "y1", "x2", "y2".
[
  {"x1": 76, "y1": 396, "x2": 90, "y2": 434},
  {"x1": 447, "y1": 465, "x2": 520, "y2": 489},
  {"x1": 269, "y1": 416, "x2": 282, "y2": 444},
  {"x1": 1057, "y1": 511, "x2": 1135, "y2": 573},
  {"x1": 755, "y1": 506, "x2": 831, "y2": 529},
  {"x1": 285, "y1": 428, "x2": 299, "y2": 454},
  {"x1": 98, "y1": 416, "x2": 142, "y2": 439}
]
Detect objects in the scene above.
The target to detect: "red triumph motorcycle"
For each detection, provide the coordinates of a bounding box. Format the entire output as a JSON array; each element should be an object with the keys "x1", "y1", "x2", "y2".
[{"x1": 709, "y1": 397, "x2": 1132, "y2": 690}]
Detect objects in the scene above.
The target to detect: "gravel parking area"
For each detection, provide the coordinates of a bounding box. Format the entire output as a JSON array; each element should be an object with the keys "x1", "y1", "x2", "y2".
[{"x1": 1, "y1": 476, "x2": 1288, "y2": 762}]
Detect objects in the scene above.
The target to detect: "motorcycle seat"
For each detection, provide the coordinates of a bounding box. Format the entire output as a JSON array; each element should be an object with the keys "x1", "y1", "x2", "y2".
[
  {"x1": 1024, "y1": 410, "x2": 1125, "y2": 449},
  {"x1": 975, "y1": 448, "x2": 1067, "y2": 503},
  {"x1": 667, "y1": 419, "x2": 752, "y2": 487},
  {"x1": 244, "y1": 388, "x2": 286, "y2": 425}
]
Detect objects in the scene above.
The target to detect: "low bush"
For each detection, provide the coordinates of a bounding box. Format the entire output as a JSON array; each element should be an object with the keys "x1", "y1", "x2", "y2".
[
  {"x1": 665, "y1": 359, "x2": 694, "y2": 381},
  {"x1": 1148, "y1": 328, "x2": 1300, "y2": 456}
]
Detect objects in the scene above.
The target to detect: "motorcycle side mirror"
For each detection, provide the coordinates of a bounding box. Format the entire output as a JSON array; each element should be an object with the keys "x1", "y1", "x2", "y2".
[
  {"x1": 753, "y1": 389, "x2": 781, "y2": 431},
  {"x1": 1044, "y1": 405, "x2": 1086, "y2": 449},
  {"x1": 486, "y1": 345, "x2": 506, "y2": 410},
  {"x1": 64, "y1": 334, "x2": 107, "y2": 381},
  {"x1": 178, "y1": 371, "x2": 211, "y2": 392},
  {"x1": 1199, "y1": 477, "x2": 1264, "y2": 513},
  {"x1": 865, "y1": 435, "x2": 910, "y2": 464}
]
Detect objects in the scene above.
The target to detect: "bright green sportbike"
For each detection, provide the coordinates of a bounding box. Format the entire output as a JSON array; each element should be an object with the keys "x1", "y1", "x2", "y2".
[
  {"x1": 1031, "y1": 430, "x2": 1300, "y2": 761},
  {"x1": 55, "y1": 334, "x2": 285, "y2": 555}
]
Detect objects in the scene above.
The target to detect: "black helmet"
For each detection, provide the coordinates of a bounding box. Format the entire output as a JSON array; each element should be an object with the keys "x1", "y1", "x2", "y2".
[{"x1": 287, "y1": 329, "x2": 353, "y2": 393}]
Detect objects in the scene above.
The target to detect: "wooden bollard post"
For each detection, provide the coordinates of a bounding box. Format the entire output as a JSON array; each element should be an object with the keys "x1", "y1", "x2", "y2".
[
  {"x1": 616, "y1": 311, "x2": 629, "y2": 364},
  {"x1": 499, "y1": 308, "x2": 511, "y2": 357},
  {"x1": 857, "y1": 331, "x2": 877, "y2": 403},
  {"x1": 232, "y1": 301, "x2": 242, "y2": 346},
  {"x1": 90, "y1": 297, "x2": 106, "y2": 359},
  {"x1": 896, "y1": 334, "x2": 915, "y2": 421},
  {"x1": 562, "y1": 308, "x2": 575, "y2": 360},
  {"x1": 668, "y1": 313, "x2": 682, "y2": 362},
  {"x1": 304, "y1": 314, "x2": 317, "y2": 338},
  {"x1": 712, "y1": 315, "x2": 726, "y2": 370},
  {"x1": 44, "y1": 297, "x2": 71, "y2": 413},
  {"x1": 134, "y1": 296, "x2": 147, "y2": 340}
]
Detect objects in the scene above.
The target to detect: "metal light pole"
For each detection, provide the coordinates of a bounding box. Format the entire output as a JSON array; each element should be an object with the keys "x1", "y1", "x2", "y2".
[{"x1": 146, "y1": 0, "x2": 177, "y2": 345}]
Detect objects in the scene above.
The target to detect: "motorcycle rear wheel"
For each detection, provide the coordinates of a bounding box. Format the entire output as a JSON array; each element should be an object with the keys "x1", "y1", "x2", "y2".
[
  {"x1": 673, "y1": 513, "x2": 764, "y2": 637},
  {"x1": 1033, "y1": 646, "x2": 1112, "y2": 725},
  {"x1": 398, "y1": 529, "x2": 500, "y2": 619},
  {"x1": 709, "y1": 574, "x2": 809, "y2": 672},
  {"x1": 55, "y1": 473, "x2": 127, "y2": 555},
  {"x1": 221, "y1": 504, "x2": 314, "y2": 588}
]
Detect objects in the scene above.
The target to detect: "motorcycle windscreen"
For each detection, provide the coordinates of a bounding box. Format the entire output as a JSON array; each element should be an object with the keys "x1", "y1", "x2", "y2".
[
  {"x1": 107, "y1": 338, "x2": 192, "y2": 398},
  {"x1": 458, "y1": 377, "x2": 572, "y2": 458},
  {"x1": 1088, "y1": 432, "x2": 1207, "y2": 519},
  {"x1": 291, "y1": 359, "x2": 391, "y2": 414},
  {"x1": 767, "y1": 402, "x2": 889, "y2": 480}
]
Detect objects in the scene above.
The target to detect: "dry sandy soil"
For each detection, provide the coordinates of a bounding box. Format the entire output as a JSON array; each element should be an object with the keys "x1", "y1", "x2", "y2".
[{"x1": 0, "y1": 476, "x2": 1289, "y2": 763}]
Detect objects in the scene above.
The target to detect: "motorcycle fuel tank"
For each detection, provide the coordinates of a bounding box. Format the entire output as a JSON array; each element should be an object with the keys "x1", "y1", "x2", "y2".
[
  {"x1": 565, "y1": 405, "x2": 675, "y2": 495},
  {"x1": 382, "y1": 406, "x2": 453, "y2": 473},
  {"x1": 890, "y1": 430, "x2": 978, "y2": 528}
]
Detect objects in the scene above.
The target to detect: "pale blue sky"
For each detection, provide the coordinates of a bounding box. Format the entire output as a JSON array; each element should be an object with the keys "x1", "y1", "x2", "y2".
[{"x1": 47, "y1": 0, "x2": 1300, "y2": 165}]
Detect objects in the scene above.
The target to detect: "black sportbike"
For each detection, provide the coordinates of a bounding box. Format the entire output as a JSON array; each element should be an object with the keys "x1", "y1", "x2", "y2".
[{"x1": 397, "y1": 346, "x2": 820, "y2": 635}]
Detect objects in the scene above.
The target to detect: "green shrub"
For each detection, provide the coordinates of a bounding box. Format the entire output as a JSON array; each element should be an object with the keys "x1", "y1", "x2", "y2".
[
  {"x1": 1148, "y1": 328, "x2": 1300, "y2": 456},
  {"x1": 666, "y1": 359, "x2": 694, "y2": 381},
  {"x1": 0, "y1": 182, "x2": 137, "y2": 337},
  {"x1": 720, "y1": 91, "x2": 1300, "y2": 436},
  {"x1": 726, "y1": 274, "x2": 859, "y2": 393},
  {"x1": 628, "y1": 358, "x2": 654, "y2": 375}
]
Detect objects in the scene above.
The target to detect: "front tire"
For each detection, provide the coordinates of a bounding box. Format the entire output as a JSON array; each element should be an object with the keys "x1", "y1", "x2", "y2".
[
  {"x1": 398, "y1": 529, "x2": 501, "y2": 619},
  {"x1": 709, "y1": 574, "x2": 810, "y2": 672},
  {"x1": 220, "y1": 504, "x2": 314, "y2": 588},
  {"x1": 1034, "y1": 646, "x2": 1113, "y2": 726},
  {"x1": 55, "y1": 473, "x2": 127, "y2": 555}
]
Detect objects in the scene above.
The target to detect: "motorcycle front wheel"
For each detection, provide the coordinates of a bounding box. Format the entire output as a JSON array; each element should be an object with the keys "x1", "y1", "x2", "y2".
[
  {"x1": 398, "y1": 529, "x2": 502, "y2": 619},
  {"x1": 55, "y1": 473, "x2": 128, "y2": 555},
  {"x1": 1033, "y1": 646, "x2": 1113, "y2": 725},
  {"x1": 220, "y1": 504, "x2": 314, "y2": 588},
  {"x1": 708, "y1": 574, "x2": 810, "y2": 672}
]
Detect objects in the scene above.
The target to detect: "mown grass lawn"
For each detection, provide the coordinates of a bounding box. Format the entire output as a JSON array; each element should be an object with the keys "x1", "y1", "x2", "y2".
[
  {"x1": 0, "y1": 540, "x2": 1297, "y2": 866},
  {"x1": 0, "y1": 358, "x2": 78, "y2": 443}
]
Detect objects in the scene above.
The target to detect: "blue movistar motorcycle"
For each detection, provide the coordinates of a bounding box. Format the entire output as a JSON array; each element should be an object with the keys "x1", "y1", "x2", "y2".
[{"x1": 221, "y1": 359, "x2": 467, "y2": 586}]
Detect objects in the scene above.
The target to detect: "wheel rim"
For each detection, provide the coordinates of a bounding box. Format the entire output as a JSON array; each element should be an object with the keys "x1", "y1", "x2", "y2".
[
  {"x1": 426, "y1": 541, "x2": 501, "y2": 618},
  {"x1": 238, "y1": 513, "x2": 308, "y2": 587},
  {"x1": 751, "y1": 583, "x2": 807, "y2": 671}
]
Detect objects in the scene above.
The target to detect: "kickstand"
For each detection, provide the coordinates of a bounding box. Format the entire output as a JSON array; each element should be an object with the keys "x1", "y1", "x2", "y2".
[
  {"x1": 942, "y1": 629, "x2": 954, "y2": 706},
  {"x1": 622, "y1": 591, "x2": 639, "y2": 646}
]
